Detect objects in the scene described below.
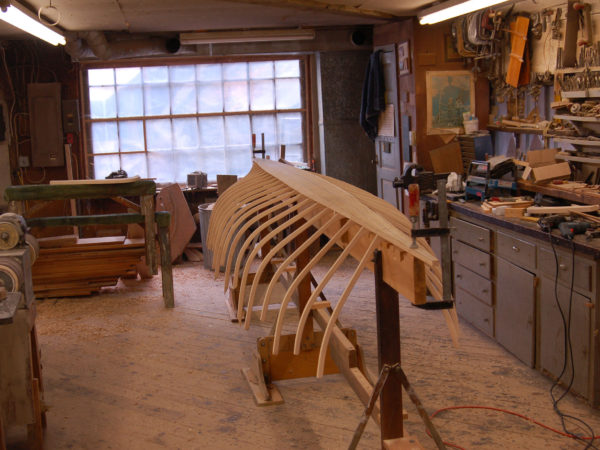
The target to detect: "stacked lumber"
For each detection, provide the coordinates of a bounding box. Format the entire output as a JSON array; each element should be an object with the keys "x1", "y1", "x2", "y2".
[{"x1": 31, "y1": 236, "x2": 146, "y2": 298}]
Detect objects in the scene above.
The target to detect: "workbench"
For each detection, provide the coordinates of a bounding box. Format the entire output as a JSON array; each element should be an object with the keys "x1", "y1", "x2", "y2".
[{"x1": 448, "y1": 200, "x2": 600, "y2": 406}]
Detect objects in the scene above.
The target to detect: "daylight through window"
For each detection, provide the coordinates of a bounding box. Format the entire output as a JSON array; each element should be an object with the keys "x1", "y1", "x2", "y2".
[{"x1": 84, "y1": 58, "x2": 306, "y2": 183}]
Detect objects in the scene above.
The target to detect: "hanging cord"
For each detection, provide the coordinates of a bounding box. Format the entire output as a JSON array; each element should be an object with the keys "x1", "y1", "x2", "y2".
[{"x1": 547, "y1": 232, "x2": 596, "y2": 449}]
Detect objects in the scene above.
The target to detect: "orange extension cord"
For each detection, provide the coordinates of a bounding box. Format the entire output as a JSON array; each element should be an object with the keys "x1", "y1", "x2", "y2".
[{"x1": 428, "y1": 405, "x2": 600, "y2": 450}]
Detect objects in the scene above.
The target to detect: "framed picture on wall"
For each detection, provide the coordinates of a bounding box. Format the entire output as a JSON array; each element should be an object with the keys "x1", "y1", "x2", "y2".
[
  {"x1": 397, "y1": 41, "x2": 410, "y2": 76},
  {"x1": 444, "y1": 34, "x2": 462, "y2": 62},
  {"x1": 426, "y1": 70, "x2": 475, "y2": 135}
]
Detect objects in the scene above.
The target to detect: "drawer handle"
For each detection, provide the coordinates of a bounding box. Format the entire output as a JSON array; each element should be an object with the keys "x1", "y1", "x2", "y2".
[
  {"x1": 512, "y1": 245, "x2": 519, "y2": 252},
  {"x1": 456, "y1": 274, "x2": 462, "y2": 279},
  {"x1": 478, "y1": 237, "x2": 484, "y2": 242},
  {"x1": 559, "y1": 264, "x2": 567, "y2": 271}
]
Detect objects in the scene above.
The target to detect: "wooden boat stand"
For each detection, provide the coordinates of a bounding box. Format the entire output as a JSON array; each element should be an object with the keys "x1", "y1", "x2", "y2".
[{"x1": 240, "y1": 229, "x2": 437, "y2": 448}]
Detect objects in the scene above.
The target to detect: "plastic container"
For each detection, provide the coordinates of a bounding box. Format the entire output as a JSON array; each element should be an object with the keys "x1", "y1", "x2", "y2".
[
  {"x1": 199, "y1": 202, "x2": 242, "y2": 271},
  {"x1": 198, "y1": 203, "x2": 215, "y2": 269},
  {"x1": 463, "y1": 119, "x2": 479, "y2": 134}
]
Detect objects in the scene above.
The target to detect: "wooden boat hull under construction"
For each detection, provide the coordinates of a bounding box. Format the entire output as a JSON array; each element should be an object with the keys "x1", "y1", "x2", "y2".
[{"x1": 206, "y1": 159, "x2": 458, "y2": 379}]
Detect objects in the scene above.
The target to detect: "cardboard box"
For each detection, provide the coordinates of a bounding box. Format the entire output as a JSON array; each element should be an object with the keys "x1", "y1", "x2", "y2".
[
  {"x1": 530, "y1": 162, "x2": 571, "y2": 183},
  {"x1": 519, "y1": 148, "x2": 570, "y2": 183}
]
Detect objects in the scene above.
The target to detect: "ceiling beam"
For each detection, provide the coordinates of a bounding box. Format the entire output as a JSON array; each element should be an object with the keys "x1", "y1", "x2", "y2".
[{"x1": 223, "y1": 0, "x2": 398, "y2": 20}]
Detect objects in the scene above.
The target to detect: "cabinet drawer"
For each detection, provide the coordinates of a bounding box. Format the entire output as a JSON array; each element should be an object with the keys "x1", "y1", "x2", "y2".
[
  {"x1": 450, "y1": 217, "x2": 491, "y2": 251},
  {"x1": 452, "y1": 239, "x2": 491, "y2": 278},
  {"x1": 455, "y1": 287, "x2": 494, "y2": 338},
  {"x1": 454, "y1": 263, "x2": 493, "y2": 306},
  {"x1": 496, "y1": 231, "x2": 536, "y2": 271},
  {"x1": 538, "y1": 247, "x2": 593, "y2": 294}
]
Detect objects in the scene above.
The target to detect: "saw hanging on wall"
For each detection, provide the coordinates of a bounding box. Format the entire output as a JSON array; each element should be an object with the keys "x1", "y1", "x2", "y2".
[{"x1": 506, "y1": 15, "x2": 530, "y2": 87}]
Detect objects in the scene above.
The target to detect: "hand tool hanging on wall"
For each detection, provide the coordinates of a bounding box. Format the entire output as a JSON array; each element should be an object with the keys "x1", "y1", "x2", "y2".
[
  {"x1": 573, "y1": 2, "x2": 592, "y2": 47},
  {"x1": 563, "y1": 0, "x2": 580, "y2": 67},
  {"x1": 506, "y1": 15, "x2": 530, "y2": 87},
  {"x1": 552, "y1": 8, "x2": 563, "y2": 40}
]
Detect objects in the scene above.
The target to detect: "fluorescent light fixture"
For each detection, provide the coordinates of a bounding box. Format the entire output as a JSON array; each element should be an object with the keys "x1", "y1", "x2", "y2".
[
  {"x1": 419, "y1": 0, "x2": 509, "y2": 25},
  {"x1": 180, "y1": 28, "x2": 315, "y2": 45},
  {"x1": 0, "y1": 2, "x2": 65, "y2": 46}
]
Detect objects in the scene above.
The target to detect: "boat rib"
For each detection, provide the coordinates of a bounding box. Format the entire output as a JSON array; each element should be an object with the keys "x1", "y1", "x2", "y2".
[{"x1": 207, "y1": 159, "x2": 459, "y2": 378}]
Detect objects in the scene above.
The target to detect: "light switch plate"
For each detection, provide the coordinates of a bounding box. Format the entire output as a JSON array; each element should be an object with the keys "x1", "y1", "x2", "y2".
[{"x1": 18, "y1": 155, "x2": 30, "y2": 167}]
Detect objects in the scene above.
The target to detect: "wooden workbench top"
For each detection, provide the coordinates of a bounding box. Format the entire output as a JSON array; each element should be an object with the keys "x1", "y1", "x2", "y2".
[
  {"x1": 449, "y1": 200, "x2": 600, "y2": 259},
  {"x1": 518, "y1": 180, "x2": 600, "y2": 205}
]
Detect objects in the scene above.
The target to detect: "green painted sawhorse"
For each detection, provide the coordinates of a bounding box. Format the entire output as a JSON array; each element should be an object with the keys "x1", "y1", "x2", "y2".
[{"x1": 4, "y1": 180, "x2": 174, "y2": 308}]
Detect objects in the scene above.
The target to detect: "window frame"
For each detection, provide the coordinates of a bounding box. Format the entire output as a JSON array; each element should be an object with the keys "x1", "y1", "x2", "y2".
[{"x1": 79, "y1": 54, "x2": 313, "y2": 182}]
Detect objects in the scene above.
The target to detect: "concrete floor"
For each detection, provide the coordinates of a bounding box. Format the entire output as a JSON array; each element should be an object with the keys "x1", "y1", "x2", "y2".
[{"x1": 7, "y1": 251, "x2": 600, "y2": 449}]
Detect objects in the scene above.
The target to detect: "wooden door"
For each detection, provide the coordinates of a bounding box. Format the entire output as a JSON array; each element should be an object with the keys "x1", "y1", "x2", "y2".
[
  {"x1": 495, "y1": 257, "x2": 536, "y2": 367},
  {"x1": 374, "y1": 45, "x2": 402, "y2": 209}
]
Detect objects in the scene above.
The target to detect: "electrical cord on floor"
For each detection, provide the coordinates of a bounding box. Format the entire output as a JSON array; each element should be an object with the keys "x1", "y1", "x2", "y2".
[
  {"x1": 426, "y1": 232, "x2": 598, "y2": 450},
  {"x1": 429, "y1": 405, "x2": 600, "y2": 449},
  {"x1": 548, "y1": 233, "x2": 596, "y2": 449}
]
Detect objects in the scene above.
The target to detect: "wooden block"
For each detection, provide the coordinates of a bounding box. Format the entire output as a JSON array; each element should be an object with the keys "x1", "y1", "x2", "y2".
[
  {"x1": 429, "y1": 142, "x2": 463, "y2": 174},
  {"x1": 531, "y1": 162, "x2": 571, "y2": 183},
  {"x1": 36, "y1": 234, "x2": 78, "y2": 248},
  {"x1": 241, "y1": 367, "x2": 284, "y2": 407},
  {"x1": 504, "y1": 207, "x2": 526, "y2": 217},
  {"x1": 183, "y1": 248, "x2": 202, "y2": 262},
  {"x1": 258, "y1": 333, "x2": 340, "y2": 381},
  {"x1": 520, "y1": 216, "x2": 540, "y2": 222},
  {"x1": 481, "y1": 202, "x2": 493, "y2": 213},
  {"x1": 526, "y1": 148, "x2": 559, "y2": 166},
  {"x1": 383, "y1": 435, "x2": 425, "y2": 450},
  {"x1": 155, "y1": 184, "x2": 196, "y2": 262},
  {"x1": 527, "y1": 204, "x2": 600, "y2": 215},
  {"x1": 217, "y1": 175, "x2": 238, "y2": 195}
]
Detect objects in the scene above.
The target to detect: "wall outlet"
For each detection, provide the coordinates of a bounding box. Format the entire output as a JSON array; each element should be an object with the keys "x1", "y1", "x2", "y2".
[{"x1": 18, "y1": 155, "x2": 30, "y2": 167}]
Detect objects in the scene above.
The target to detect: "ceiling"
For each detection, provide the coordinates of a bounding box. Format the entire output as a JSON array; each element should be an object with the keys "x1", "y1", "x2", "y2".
[{"x1": 0, "y1": 0, "x2": 435, "y2": 39}]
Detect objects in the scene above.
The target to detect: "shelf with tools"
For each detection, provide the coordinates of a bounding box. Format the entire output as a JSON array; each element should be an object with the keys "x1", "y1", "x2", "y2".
[
  {"x1": 556, "y1": 66, "x2": 600, "y2": 75},
  {"x1": 552, "y1": 137, "x2": 600, "y2": 147},
  {"x1": 552, "y1": 136, "x2": 600, "y2": 155},
  {"x1": 487, "y1": 124, "x2": 545, "y2": 135},
  {"x1": 556, "y1": 152, "x2": 600, "y2": 164},
  {"x1": 550, "y1": 66, "x2": 600, "y2": 171},
  {"x1": 553, "y1": 114, "x2": 600, "y2": 123},
  {"x1": 562, "y1": 88, "x2": 600, "y2": 99}
]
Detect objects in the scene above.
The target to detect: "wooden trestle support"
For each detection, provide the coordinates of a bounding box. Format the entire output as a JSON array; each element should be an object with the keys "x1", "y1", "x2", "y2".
[{"x1": 206, "y1": 159, "x2": 459, "y2": 448}]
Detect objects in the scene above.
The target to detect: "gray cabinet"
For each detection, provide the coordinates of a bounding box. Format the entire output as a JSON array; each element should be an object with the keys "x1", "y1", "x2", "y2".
[
  {"x1": 495, "y1": 258, "x2": 535, "y2": 367},
  {"x1": 539, "y1": 273, "x2": 592, "y2": 398},
  {"x1": 450, "y1": 206, "x2": 600, "y2": 406},
  {"x1": 451, "y1": 216, "x2": 495, "y2": 338}
]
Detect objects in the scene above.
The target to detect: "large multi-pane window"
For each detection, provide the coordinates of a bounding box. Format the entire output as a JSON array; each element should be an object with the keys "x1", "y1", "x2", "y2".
[{"x1": 83, "y1": 58, "x2": 307, "y2": 183}]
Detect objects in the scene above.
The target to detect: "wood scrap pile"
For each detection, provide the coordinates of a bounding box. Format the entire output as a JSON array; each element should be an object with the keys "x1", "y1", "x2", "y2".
[
  {"x1": 480, "y1": 197, "x2": 534, "y2": 216},
  {"x1": 31, "y1": 235, "x2": 146, "y2": 298}
]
